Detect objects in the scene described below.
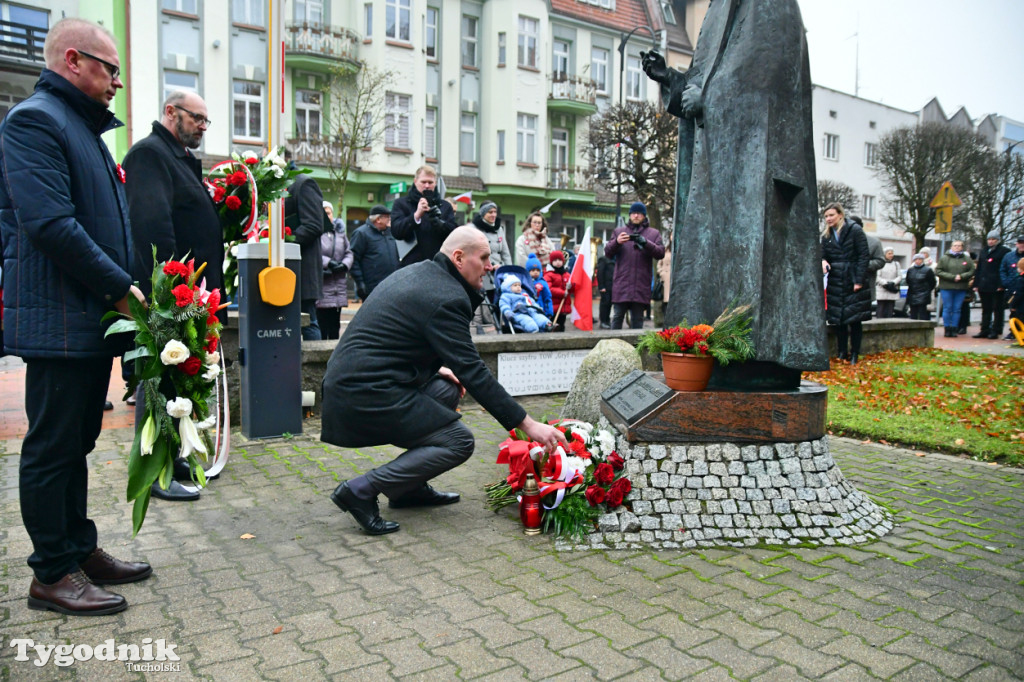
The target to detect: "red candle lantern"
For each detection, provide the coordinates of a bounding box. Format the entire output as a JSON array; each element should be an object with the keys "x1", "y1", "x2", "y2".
[{"x1": 520, "y1": 473, "x2": 542, "y2": 535}]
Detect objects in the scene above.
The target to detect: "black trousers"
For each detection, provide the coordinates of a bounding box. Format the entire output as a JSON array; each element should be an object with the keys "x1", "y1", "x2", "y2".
[
  {"x1": 21, "y1": 357, "x2": 111, "y2": 583},
  {"x1": 598, "y1": 291, "x2": 612, "y2": 326},
  {"x1": 300, "y1": 299, "x2": 322, "y2": 340},
  {"x1": 978, "y1": 291, "x2": 1005, "y2": 335},
  {"x1": 835, "y1": 321, "x2": 863, "y2": 356},
  {"x1": 909, "y1": 304, "x2": 930, "y2": 321},
  {"x1": 364, "y1": 377, "x2": 475, "y2": 499},
  {"x1": 876, "y1": 300, "x2": 895, "y2": 319},
  {"x1": 318, "y1": 306, "x2": 343, "y2": 340},
  {"x1": 612, "y1": 302, "x2": 646, "y2": 329}
]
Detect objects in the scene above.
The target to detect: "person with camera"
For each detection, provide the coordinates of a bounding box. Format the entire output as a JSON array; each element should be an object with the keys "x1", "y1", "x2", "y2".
[
  {"x1": 875, "y1": 248, "x2": 901, "y2": 319},
  {"x1": 604, "y1": 202, "x2": 666, "y2": 329},
  {"x1": 390, "y1": 165, "x2": 458, "y2": 267}
]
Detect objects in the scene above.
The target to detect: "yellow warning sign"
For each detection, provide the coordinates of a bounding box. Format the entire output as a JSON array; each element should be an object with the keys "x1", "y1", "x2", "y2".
[
  {"x1": 930, "y1": 181, "x2": 962, "y2": 208},
  {"x1": 934, "y1": 206, "x2": 953, "y2": 234}
]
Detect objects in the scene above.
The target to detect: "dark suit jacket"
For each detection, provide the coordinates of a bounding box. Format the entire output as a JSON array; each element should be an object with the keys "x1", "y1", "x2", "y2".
[
  {"x1": 122, "y1": 122, "x2": 224, "y2": 297},
  {"x1": 320, "y1": 252, "x2": 526, "y2": 447},
  {"x1": 284, "y1": 174, "x2": 325, "y2": 300}
]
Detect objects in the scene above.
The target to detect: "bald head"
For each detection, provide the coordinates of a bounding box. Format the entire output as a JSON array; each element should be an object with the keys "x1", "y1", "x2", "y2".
[
  {"x1": 44, "y1": 18, "x2": 114, "y2": 71},
  {"x1": 43, "y1": 18, "x2": 121, "y2": 107},
  {"x1": 441, "y1": 226, "x2": 492, "y2": 290},
  {"x1": 441, "y1": 225, "x2": 488, "y2": 258}
]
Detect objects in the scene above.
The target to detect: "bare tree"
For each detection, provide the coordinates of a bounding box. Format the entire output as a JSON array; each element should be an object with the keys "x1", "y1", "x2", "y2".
[
  {"x1": 318, "y1": 63, "x2": 396, "y2": 210},
  {"x1": 817, "y1": 179, "x2": 859, "y2": 216},
  {"x1": 875, "y1": 122, "x2": 989, "y2": 251},
  {"x1": 965, "y1": 147, "x2": 1024, "y2": 242},
  {"x1": 587, "y1": 101, "x2": 677, "y2": 234}
]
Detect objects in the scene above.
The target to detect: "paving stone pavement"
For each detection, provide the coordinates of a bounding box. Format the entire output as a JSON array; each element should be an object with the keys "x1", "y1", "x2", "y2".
[{"x1": 1, "y1": 396, "x2": 1022, "y2": 680}]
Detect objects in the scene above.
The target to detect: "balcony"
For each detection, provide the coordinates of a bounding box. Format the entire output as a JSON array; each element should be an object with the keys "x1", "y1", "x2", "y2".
[
  {"x1": 547, "y1": 165, "x2": 595, "y2": 192},
  {"x1": 0, "y1": 19, "x2": 46, "y2": 68},
  {"x1": 547, "y1": 75, "x2": 598, "y2": 117},
  {"x1": 284, "y1": 23, "x2": 360, "y2": 73},
  {"x1": 285, "y1": 136, "x2": 358, "y2": 169}
]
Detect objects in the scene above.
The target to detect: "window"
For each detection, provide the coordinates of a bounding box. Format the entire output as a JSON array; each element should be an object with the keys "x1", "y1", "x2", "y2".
[
  {"x1": 864, "y1": 142, "x2": 878, "y2": 168},
  {"x1": 424, "y1": 107, "x2": 437, "y2": 159},
  {"x1": 233, "y1": 0, "x2": 263, "y2": 25},
  {"x1": 517, "y1": 113, "x2": 537, "y2": 164},
  {"x1": 460, "y1": 113, "x2": 477, "y2": 163},
  {"x1": 591, "y1": 47, "x2": 609, "y2": 95},
  {"x1": 385, "y1": 92, "x2": 411, "y2": 148},
  {"x1": 498, "y1": 32, "x2": 506, "y2": 66},
  {"x1": 862, "y1": 195, "x2": 876, "y2": 220},
  {"x1": 164, "y1": 70, "x2": 197, "y2": 101},
  {"x1": 462, "y1": 15, "x2": 478, "y2": 67},
  {"x1": 626, "y1": 55, "x2": 643, "y2": 100},
  {"x1": 295, "y1": 90, "x2": 321, "y2": 138},
  {"x1": 823, "y1": 133, "x2": 839, "y2": 160},
  {"x1": 295, "y1": 0, "x2": 323, "y2": 24},
  {"x1": 2, "y1": 3, "x2": 47, "y2": 54},
  {"x1": 661, "y1": 1, "x2": 676, "y2": 24},
  {"x1": 233, "y1": 80, "x2": 263, "y2": 141},
  {"x1": 163, "y1": 0, "x2": 197, "y2": 14},
  {"x1": 517, "y1": 16, "x2": 538, "y2": 68},
  {"x1": 365, "y1": 3, "x2": 372, "y2": 37},
  {"x1": 497, "y1": 130, "x2": 505, "y2": 163},
  {"x1": 552, "y1": 40, "x2": 569, "y2": 81},
  {"x1": 386, "y1": 0, "x2": 411, "y2": 42},
  {"x1": 360, "y1": 112, "x2": 373, "y2": 146},
  {"x1": 550, "y1": 129, "x2": 569, "y2": 186},
  {"x1": 425, "y1": 7, "x2": 438, "y2": 58}
]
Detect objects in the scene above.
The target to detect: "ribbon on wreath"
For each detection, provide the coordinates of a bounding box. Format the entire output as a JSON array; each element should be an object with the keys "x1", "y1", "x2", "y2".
[
  {"x1": 497, "y1": 438, "x2": 545, "y2": 490},
  {"x1": 538, "y1": 446, "x2": 586, "y2": 510},
  {"x1": 497, "y1": 439, "x2": 584, "y2": 510},
  {"x1": 206, "y1": 160, "x2": 259, "y2": 240}
]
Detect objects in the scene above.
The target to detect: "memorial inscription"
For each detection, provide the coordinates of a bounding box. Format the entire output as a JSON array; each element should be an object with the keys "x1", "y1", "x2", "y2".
[{"x1": 601, "y1": 370, "x2": 674, "y2": 424}]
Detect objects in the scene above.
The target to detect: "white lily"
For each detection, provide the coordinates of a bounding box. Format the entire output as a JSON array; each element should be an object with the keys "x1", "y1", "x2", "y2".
[
  {"x1": 140, "y1": 413, "x2": 158, "y2": 456},
  {"x1": 195, "y1": 414, "x2": 217, "y2": 430},
  {"x1": 178, "y1": 414, "x2": 208, "y2": 461}
]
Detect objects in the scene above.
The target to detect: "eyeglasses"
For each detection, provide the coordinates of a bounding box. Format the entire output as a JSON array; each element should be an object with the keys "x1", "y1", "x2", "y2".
[
  {"x1": 173, "y1": 104, "x2": 212, "y2": 128},
  {"x1": 76, "y1": 49, "x2": 120, "y2": 80}
]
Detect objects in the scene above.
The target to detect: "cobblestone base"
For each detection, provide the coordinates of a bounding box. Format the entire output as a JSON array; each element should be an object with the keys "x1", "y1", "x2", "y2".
[{"x1": 569, "y1": 433, "x2": 895, "y2": 551}]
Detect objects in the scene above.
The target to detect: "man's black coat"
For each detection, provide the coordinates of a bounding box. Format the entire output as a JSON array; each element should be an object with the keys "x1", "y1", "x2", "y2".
[
  {"x1": 284, "y1": 174, "x2": 325, "y2": 300},
  {"x1": 976, "y1": 243, "x2": 1010, "y2": 292},
  {"x1": 390, "y1": 185, "x2": 457, "y2": 267},
  {"x1": 320, "y1": 252, "x2": 526, "y2": 448},
  {"x1": 122, "y1": 122, "x2": 223, "y2": 297}
]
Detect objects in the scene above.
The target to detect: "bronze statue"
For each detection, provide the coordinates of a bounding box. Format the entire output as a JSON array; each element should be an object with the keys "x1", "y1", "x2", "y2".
[{"x1": 643, "y1": 0, "x2": 828, "y2": 388}]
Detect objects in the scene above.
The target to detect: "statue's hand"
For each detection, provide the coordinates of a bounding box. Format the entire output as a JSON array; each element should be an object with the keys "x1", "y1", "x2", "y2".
[
  {"x1": 641, "y1": 50, "x2": 670, "y2": 85},
  {"x1": 681, "y1": 84, "x2": 703, "y2": 117}
]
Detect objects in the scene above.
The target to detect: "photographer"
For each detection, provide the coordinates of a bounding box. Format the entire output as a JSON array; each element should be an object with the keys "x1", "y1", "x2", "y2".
[
  {"x1": 390, "y1": 165, "x2": 458, "y2": 267},
  {"x1": 604, "y1": 202, "x2": 665, "y2": 329}
]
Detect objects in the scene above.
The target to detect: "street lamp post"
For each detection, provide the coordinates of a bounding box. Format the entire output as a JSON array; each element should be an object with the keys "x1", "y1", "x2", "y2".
[{"x1": 615, "y1": 26, "x2": 657, "y2": 227}]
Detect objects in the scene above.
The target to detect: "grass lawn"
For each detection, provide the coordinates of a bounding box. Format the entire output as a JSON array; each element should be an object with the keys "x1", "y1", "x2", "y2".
[{"x1": 805, "y1": 347, "x2": 1024, "y2": 467}]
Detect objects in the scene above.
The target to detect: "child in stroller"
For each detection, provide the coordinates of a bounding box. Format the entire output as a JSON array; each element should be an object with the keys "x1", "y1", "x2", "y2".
[{"x1": 498, "y1": 275, "x2": 552, "y2": 333}]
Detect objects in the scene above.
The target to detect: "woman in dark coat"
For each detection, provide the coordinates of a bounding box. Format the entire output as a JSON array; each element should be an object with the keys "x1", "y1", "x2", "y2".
[
  {"x1": 821, "y1": 203, "x2": 870, "y2": 364},
  {"x1": 905, "y1": 253, "x2": 936, "y2": 321}
]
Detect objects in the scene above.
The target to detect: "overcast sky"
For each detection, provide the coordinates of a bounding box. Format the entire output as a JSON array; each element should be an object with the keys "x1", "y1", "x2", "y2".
[{"x1": 798, "y1": 0, "x2": 1024, "y2": 121}]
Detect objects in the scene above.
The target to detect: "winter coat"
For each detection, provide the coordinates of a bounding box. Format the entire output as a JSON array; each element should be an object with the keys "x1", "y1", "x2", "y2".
[
  {"x1": 1007, "y1": 273, "x2": 1024, "y2": 316},
  {"x1": 864, "y1": 234, "x2": 885, "y2": 301},
  {"x1": 123, "y1": 121, "x2": 223, "y2": 298},
  {"x1": 471, "y1": 213, "x2": 512, "y2": 290},
  {"x1": 935, "y1": 251, "x2": 975, "y2": 291},
  {"x1": 904, "y1": 264, "x2": 936, "y2": 307},
  {"x1": 284, "y1": 174, "x2": 326, "y2": 300},
  {"x1": 317, "y1": 223, "x2": 354, "y2": 309},
  {"x1": 390, "y1": 186, "x2": 458, "y2": 266},
  {"x1": 874, "y1": 258, "x2": 901, "y2": 302},
  {"x1": 975, "y1": 243, "x2": 1010, "y2": 292},
  {"x1": 349, "y1": 221, "x2": 400, "y2": 296},
  {"x1": 544, "y1": 267, "x2": 571, "y2": 316},
  {"x1": 1000, "y1": 248, "x2": 1024, "y2": 289},
  {"x1": 604, "y1": 219, "x2": 665, "y2": 304},
  {"x1": 320, "y1": 252, "x2": 526, "y2": 448},
  {"x1": 528, "y1": 275, "x2": 553, "y2": 317},
  {"x1": 1, "y1": 69, "x2": 134, "y2": 359},
  {"x1": 499, "y1": 290, "x2": 542, "y2": 319},
  {"x1": 515, "y1": 230, "x2": 555, "y2": 267},
  {"x1": 821, "y1": 219, "x2": 871, "y2": 326}
]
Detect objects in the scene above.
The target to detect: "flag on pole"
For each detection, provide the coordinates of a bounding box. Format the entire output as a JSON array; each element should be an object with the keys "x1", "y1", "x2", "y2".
[
  {"x1": 569, "y1": 227, "x2": 593, "y2": 331},
  {"x1": 452, "y1": 191, "x2": 473, "y2": 206}
]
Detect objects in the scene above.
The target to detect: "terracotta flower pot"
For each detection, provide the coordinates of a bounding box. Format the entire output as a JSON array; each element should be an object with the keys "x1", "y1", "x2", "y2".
[{"x1": 661, "y1": 353, "x2": 713, "y2": 391}]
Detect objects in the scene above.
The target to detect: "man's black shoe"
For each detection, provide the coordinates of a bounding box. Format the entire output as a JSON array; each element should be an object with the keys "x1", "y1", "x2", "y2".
[
  {"x1": 103, "y1": 400, "x2": 114, "y2": 411},
  {"x1": 151, "y1": 479, "x2": 199, "y2": 501},
  {"x1": 972, "y1": 332, "x2": 987, "y2": 338},
  {"x1": 389, "y1": 484, "x2": 460, "y2": 509},
  {"x1": 988, "y1": 333, "x2": 1000, "y2": 339},
  {"x1": 331, "y1": 482, "x2": 399, "y2": 535},
  {"x1": 172, "y1": 458, "x2": 219, "y2": 482}
]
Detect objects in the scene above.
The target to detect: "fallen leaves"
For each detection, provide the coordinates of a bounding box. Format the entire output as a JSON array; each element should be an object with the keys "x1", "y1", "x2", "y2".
[{"x1": 240, "y1": 533, "x2": 255, "y2": 540}]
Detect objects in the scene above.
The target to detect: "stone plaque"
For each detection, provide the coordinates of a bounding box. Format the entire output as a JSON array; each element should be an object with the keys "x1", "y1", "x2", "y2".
[
  {"x1": 601, "y1": 370, "x2": 674, "y2": 424},
  {"x1": 497, "y1": 349, "x2": 590, "y2": 396}
]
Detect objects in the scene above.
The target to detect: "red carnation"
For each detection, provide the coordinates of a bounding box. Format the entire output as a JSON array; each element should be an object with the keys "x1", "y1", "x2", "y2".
[
  {"x1": 228, "y1": 171, "x2": 247, "y2": 186},
  {"x1": 213, "y1": 185, "x2": 226, "y2": 202},
  {"x1": 594, "y1": 462, "x2": 614, "y2": 486},
  {"x1": 205, "y1": 336, "x2": 219, "y2": 353},
  {"x1": 584, "y1": 485, "x2": 606, "y2": 507},
  {"x1": 207, "y1": 312, "x2": 219, "y2": 327},
  {"x1": 179, "y1": 356, "x2": 202, "y2": 376},
  {"x1": 245, "y1": 156, "x2": 259, "y2": 165},
  {"x1": 606, "y1": 487, "x2": 624, "y2": 508},
  {"x1": 607, "y1": 451, "x2": 625, "y2": 471},
  {"x1": 163, "y1": 261, "x2": 189, "y2": 277},
  {"x1": 172, "y1": 284, "x2": 195, "y2": 307},
  {"x1": 610, "y1": 477, "x2": 632, "y2": 496},
  {"x1": 284, "y1": 226, "x2": 292, "y2": 236},
  {"x1": 225, "y1": 195, "x2": 242, "y2": 210}
]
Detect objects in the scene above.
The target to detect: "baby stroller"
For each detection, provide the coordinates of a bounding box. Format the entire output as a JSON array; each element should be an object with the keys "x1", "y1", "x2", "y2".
[{"x1": 489, "y1": 265, "x2": 537, "y2": 335}]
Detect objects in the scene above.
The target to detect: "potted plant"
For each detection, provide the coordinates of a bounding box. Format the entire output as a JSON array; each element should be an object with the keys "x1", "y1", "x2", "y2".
[{"x1": 636, "y1": 304, "x2": 756, "y2": 391}]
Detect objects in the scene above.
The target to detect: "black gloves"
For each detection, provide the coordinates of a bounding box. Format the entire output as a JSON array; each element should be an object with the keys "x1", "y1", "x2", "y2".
[
  {"x1": 327, "y1": 259, "x2": 348, "y2": 274},
  {"x1": 634, "y1": 234, "x2": 648, "y2": 247},
  {"x1": 355, "y1": 282, "x2": 368, "y2": 301}
]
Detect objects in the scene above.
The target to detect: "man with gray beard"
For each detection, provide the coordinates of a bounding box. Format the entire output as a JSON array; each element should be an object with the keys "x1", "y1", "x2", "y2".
[{"x1": 123, "y1": 90, "x2": 223, "y2": 502}]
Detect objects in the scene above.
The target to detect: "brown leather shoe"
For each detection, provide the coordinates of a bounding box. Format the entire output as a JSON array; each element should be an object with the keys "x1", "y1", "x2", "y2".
[
  {"x1": 28, "y1": 570, "x2": 127, "y2": 616},
  {"x1": 79, "y1": 548, "x2": 152, "y2": 585}
]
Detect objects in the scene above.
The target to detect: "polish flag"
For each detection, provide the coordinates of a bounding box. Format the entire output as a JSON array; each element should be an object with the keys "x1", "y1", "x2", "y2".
[
  {"x1": 569, "y1": 227, "x2": 593, "y2": 331},
  {"x1": 452, "y1": 191, "x2": 473, "y2": 206}
]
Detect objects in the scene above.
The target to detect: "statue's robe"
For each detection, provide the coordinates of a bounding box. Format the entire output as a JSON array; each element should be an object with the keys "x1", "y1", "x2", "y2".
[{"x1": 663, "y1": 0, "x2": 828, "y2": 385}]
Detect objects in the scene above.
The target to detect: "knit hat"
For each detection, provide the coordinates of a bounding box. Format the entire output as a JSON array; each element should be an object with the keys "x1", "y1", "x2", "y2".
[
  {"x1": 525, "y1": 254, "x2": 543, "y2": 272},
  {"x1": 987, "y1": 230, "x2": 1000, "y2": 240},
  {"x1": 912, "y1": 253, "x2": 925, "y2": 261},
  {"x1": 629, "y1": 201, "x2": 647, "y2": 216},
  {"x1": 501, "y1": 276, "x2": 522, "y2": 291},
  {"x1": 478, "y1": 202, "x2": 497, "y2": 219},
  {"x1": 549, "y1": 250, "x2": 565, "y2": 263}
]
